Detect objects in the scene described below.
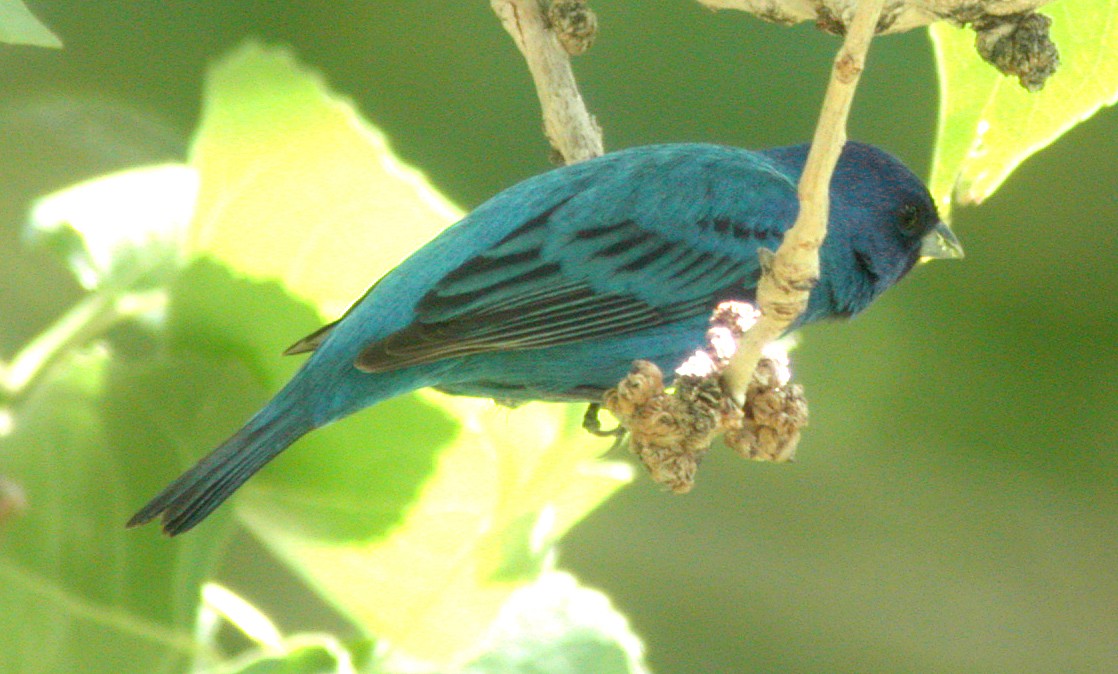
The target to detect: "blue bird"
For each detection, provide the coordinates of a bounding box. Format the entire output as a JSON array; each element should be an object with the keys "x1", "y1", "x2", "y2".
[{"x1": 129, "y1": 142, "x2": 961, "y2": 535}]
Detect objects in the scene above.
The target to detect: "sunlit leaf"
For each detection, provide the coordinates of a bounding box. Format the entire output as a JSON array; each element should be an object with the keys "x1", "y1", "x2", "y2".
[
  {"x1": 930, "y1": 0, "x2": 1118, "y2": 214},
  {"x1": 26, "y1": 164, "x2": 196, "y2": 292},
  {"x1": 177, "y1": 42, "x2": 635, "y2": 666},
  {"x1": 13, "y1": 39, "x2": 639, "y2": 670},
  {"x1": 196, "y1": 584, "x2": 369, "y2": 674},
  {"x1": 211, "y1": 642, "x2": 352, "y2": 674},
  {"x1": 239, "y1": 400, "x2": 629, "y2": 667},
  {"x1": 461, "y1": 571, "x2": 649, "y2": 674},
  {"x1": 187, "y1": 42, "x2": 461, "y2": 317},
  {"x1": 167, "y1": 260, "x2": 450, "y2": 542},
  {"x1": 173, "y1": 170, "x2": 624, "y2": 666},
  {"x1": 0, "y1": 0, "x2": 62, "y2": 47}
]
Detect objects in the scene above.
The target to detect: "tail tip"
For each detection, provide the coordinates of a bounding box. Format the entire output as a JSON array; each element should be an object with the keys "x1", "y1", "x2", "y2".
[
  {"x1": 127, "y1": 498, "x2": 207, "y2": 536},
  {"x1": 125, "y1": 506, "x2": 159, "y2": 530}
]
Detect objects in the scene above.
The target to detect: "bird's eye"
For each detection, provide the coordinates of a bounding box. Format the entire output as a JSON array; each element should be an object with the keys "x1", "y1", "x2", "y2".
[{"x1": 899, "y1": 204, "x2": 924, "y2": 235}]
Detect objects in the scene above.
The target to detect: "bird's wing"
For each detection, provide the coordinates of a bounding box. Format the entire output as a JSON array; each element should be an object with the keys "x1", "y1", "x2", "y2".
[
  {"x1": 283, "y1": 277, "x2": 386, "y2": 355},
  {"x1": 284, "y1": 319, "x2": 339, "y2": 355},
  {"x1": 354, "y1": 148, "x2": 797, "y2": 373}
]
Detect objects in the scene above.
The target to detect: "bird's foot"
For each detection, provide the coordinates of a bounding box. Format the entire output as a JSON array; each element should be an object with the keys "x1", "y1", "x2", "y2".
[{"x1": 582, "y1": 403, "x2": 629, "y2": 450}]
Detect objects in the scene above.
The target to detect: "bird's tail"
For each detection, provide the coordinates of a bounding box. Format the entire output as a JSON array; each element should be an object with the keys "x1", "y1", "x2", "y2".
[{"x1": 127, "y1": 399, "x2": 313, "y2": 536}]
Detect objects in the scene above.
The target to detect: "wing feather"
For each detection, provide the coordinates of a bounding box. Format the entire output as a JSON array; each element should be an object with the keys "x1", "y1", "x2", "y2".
[{"x1": 346, "y1": 145, "x2": 798, "y2": 372}]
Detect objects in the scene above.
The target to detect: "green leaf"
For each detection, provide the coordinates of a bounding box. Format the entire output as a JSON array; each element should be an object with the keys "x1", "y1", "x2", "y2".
[
  {"x1": 217, "y1": 646, "x2": 340, "y2": 674},
  {"x1": 930, "y1": 0, "x2": 1118, "y2": 215},
  {"x1": 195, "y1": 584, "x2": 371, "y2": 674},
  {"x1": 0, "y1": 0, "x2": 62, "y2": 47},
  {"x1": 26, "y1": 164, "x2": 196, "y2": 292},
  {"x1": 187, "y1": 42, "x2": 461, "y2": 317},
  {"x1": 37, "y1": 40, "x2": 639, "y2": 670},
  {"x1": 239, "y1": 401, "x2": 629, "y2": 667},
  {"x1": 0, "y1": 344, "x2": 259, "y2": 674},
  {"x1": 460, "y1": 571, "x2": 649, "y2": 674},
  {"x1": 167, "y1": 260, "x2": 451, "y2": 543},
  {"x1": 213, "y1": 642, "x2": 350, "y2": 674},
  {"x1": 138, "y1": 253, "x2": 632, "y2": 670},
  {"x1": 5, "y1": 164, "x2": 194, "y2": 409},
  {"x1": 177, "y1": 42, "x2": 634, "y2": 666}
]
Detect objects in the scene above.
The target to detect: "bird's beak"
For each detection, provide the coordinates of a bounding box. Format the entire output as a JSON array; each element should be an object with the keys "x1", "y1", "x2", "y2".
[{"x1": 920, "y1": 221, "x2": 964, "y2": 260}]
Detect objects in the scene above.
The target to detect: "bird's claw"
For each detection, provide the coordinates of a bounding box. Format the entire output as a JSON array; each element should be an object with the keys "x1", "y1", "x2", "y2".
[{"x1": 582, "y1": 403, "x2": 628, "y2": 451}]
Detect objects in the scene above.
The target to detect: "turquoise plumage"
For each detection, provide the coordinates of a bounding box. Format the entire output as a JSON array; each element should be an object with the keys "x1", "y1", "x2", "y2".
[{"x1": 129, "y1": 142, "x2": 960, "y2": 535}]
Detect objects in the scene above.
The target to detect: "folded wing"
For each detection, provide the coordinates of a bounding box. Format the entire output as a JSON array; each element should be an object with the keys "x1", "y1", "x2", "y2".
[{"x1": 353, "y1": 148, "x2": 797, "y2": 373}]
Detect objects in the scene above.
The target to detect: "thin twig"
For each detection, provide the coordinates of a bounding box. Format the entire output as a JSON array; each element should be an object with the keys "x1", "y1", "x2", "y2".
[
  {"x1": 721, "y1": 0, "x2": 887, "y2": 404},
  {"x1": 490, "y1": 0, "x2": 604, "y2": 163}
]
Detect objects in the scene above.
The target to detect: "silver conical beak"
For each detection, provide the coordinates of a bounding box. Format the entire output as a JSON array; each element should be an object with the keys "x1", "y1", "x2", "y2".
[{"x1": 920, "y1": 221, "x2": 964, "y2": 260}]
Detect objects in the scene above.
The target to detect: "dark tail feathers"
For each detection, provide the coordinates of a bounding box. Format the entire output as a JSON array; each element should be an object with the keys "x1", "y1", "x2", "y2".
[{"x1": 127, "y1": 408, "x2": 311, "y2": 536}]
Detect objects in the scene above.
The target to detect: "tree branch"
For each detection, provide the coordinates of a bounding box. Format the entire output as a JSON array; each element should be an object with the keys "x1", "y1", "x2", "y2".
[
  {"x1": 490, "y1": 0, "x2": 604, "y2": 163},
  {"x1": 722, "y1": 0, "x2": 887, "y2": 404},
  {"x1": 603, "y1": 0, "x2": 887, "y2": 491},
  {"x1": 493, "y1": 0, "x2": 889, "y2": 491},
  {"x1": 694, "y1": 0, "x2": 1056, "y2": 36},
  {"x1": 696, "y1": 0, "x2": 1060, "y2": 90}
]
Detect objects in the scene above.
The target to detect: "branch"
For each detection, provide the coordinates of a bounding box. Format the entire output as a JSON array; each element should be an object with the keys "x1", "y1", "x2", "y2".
[
  {"x1": 604, "y1": 0, "x2": 886, "y2": 491},
  {"x1": 722, "y1": 0, "x2": 886, "y2": 404},
  {"x1": 694, "y1": 0, "x2": 1056, "y2": 35},
  {"x1": 492, "y1": 0, "x2": 887, "y2": 491},
  {"x1": 696, "y1": 0, "x2": 1060, "y2": 90},
  {"x1": 490, "y1": 0, "x2": 604, "y2": 163}
]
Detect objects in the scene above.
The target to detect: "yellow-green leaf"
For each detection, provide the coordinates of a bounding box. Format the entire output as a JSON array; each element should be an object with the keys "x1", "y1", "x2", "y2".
[
  {"x1": 929, "y1": 0, "x2": 1118, "y2": 215},
  {"x1": 0, "y1": 0, "x2": 62, "y2": 48},
  {"x1": 187, "y1": 42, "x2": 461, "y2": 318},
  {"x1": 0, "y1": 348, "x2": 255, "y2": 674},
  {"x1": 239, "y1": 398, "x2": 629, "y2": 668},
  {"x1": 27, "y1": 164, "x2": 195, "y2": 291},
  {"x1": 463, "y1": 571, "x2": 650, "y2": 674},
  {"x1": 182, "y1": 42, "x2": 633, "y2": 667}
]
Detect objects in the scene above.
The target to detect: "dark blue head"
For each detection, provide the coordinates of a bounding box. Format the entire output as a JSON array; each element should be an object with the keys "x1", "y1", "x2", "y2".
[{"x1": 762, "y1": 142, "x2": 962, "y2": 319}]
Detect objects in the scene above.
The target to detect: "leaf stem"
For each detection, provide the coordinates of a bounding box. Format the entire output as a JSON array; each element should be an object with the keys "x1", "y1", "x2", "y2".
[{"x1": 0, "y1": 290, "x2": 166, "y2": 405}]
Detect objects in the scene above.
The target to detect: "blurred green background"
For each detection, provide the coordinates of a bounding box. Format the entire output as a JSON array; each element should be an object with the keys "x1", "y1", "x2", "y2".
[{"x1": 2, "y1": 1, "x2": 1115, "y2": 673}]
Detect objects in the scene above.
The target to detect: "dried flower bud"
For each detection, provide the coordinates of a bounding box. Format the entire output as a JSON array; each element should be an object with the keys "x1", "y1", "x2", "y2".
[{"x1": 548, "y1": 0, "x2": 599, "y2": 56}]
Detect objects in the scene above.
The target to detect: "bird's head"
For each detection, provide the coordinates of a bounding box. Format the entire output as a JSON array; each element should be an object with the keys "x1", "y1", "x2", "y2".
[
  {"x1": 764, "y1": 141, "x2": 963, "y2": 311},
  {"x1": 835, "y1": 142, "x2": 962, "y2": 295}
]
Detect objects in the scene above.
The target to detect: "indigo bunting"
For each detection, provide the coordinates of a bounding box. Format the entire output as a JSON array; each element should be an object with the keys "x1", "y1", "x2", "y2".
[{"x1": 130, "y1": 142, "x2": 961, "y2": 535}]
